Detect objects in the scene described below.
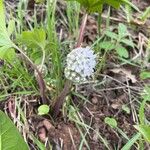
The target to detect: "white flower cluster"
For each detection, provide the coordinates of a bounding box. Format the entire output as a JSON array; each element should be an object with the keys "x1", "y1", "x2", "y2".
[{"x1": 65, "y1": 47, "x2": 96, "y2": 83}]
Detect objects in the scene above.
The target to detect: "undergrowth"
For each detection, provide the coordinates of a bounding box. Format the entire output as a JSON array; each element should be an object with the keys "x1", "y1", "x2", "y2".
[{"x1": 0, "y1": 0, "x2": 150, "y2": 150}]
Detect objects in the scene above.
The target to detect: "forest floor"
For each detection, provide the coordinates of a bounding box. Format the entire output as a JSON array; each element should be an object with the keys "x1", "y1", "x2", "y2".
[{"x1": 1, "y1": 0, "x2": 150, "y2": 150}]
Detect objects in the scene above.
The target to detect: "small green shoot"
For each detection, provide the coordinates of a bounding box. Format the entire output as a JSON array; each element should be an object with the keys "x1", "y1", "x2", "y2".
[
  {"x1": 104, "y1": 117, "x2": 117, "y2": 128},
  {"x1": 104, "y1": 23, "x2": 134, "y2": 58},
  {"x1": 38, "y1": 104, "x2": 50, "y2": 115},
  {"x1": 122, "y1": 105, "x2": 130, "y2": 114}
]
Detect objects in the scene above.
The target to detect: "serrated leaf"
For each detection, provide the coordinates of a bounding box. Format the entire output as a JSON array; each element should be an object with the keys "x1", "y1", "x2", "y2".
[
  {"x1": 116, "y1": 45, "x2": 129, "y2": 58},
  {"x1": 104, "y1": 117, "x2": 117, "y2": 128},
  {"x1": 0, "y1": 110, "x2": 29, "y2": 150},
  {"x1": 134, "y1": 125, "x2": 150, "y2": 142}
]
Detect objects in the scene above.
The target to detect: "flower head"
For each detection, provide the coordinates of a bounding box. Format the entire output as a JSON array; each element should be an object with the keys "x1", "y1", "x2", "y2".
[{"x1": 65, "y1": 47, "x2": 96, "y2": 83}]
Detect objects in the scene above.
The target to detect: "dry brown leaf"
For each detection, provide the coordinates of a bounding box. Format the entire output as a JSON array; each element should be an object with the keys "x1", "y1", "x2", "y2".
[
  {"x1": 111, "y1": 103, "x2": 122, "y2": 109},
  {"x1": 110, "y1": 68, "x2": 137, "y2": 83}
]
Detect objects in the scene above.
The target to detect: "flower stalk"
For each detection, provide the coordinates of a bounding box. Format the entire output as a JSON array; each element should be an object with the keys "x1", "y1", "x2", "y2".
[{"x1": 52, "y1": 13, "x2": 88, "y2": 118}]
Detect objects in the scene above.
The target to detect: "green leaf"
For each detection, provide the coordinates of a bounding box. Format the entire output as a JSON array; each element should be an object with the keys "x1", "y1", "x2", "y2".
[
  {"x1": 0, "y1": 0, "x2": 6, "y2": 31},
  {"x1": 122, "y1": 105, "x2": 130, "y2": 114},
  {"x1": 20, "y1": 28, "x2": 46, "y2": 49},
  {"x1": 66, "y1": 0, "x2": 122, "y2": 13},
  {"x1": 105, "y1": 0, "x2": 121, "y2": 9},
  {"x1": 134, "y1": 125, "x2": 150, "y2": 142},
  {"x1": 0, "y1": 46, "x2": 16, "y2": 62},
  {"x1": 99, "y1": 41, "x2": 115, "y2": 51},
  {"x1": 0, "y1": 0, "x2": 13, "y2": 47},
  {"x1": 105, "y1": 31, "x2": 118, "y2": 40},
  {"x1": 121, "y1": 0, "x2": 140, "y2": 12},
  {"x1": 104, "y1": 117, "x2": 117, "y2": 128},
  {"x1": 121, "y1": 133, "x2": 141, "y2": 150},
  {"x1": 0, "y1": 110, "x2": 29, "y2": 150},
  {"x1": 66, "y1": 0, "x2": 138, "y2": 13},
  {"x1": 7, "y1": 20, "x2": 15, "y2": 36},
  {"x1": 87, "y1": 2, "x2": 103, "y2": 13},
  {"x1": 0, "y1": 33, "x2": 11, "y2": 47},
  {"x1": 140, "y1": 6, "x2": 150, "y2": 21},
  {"x1": 139, "y1": 99, "x2": 147, "y2": 125},
  {"x1": 38, "y1": 105, "x2": 50, "y2": 115},
  {"x1": 116, "y1": 45, "x2": 129, "y2": 58},
  {"x1": 142, "y1": 86, "x2": 150, "y2": 101},
  {"x1": 118, "y1": 23, "x2": 128, "y2": 38},
  {"x1": 121, "y1": 38, "x2": 134, "y2": 47},
  {"x1": 31, "y1": 51, "x2": 43, "y2": 64},
  {"x1": 140, "y1": 71, "x2": 150, "y2": 80},
  {"x1": 35, "y1": 0, "x2": 45, "y2": 3},
  {"x1": 31, "y1": 136, "x2": 46, "y2": 150}
]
